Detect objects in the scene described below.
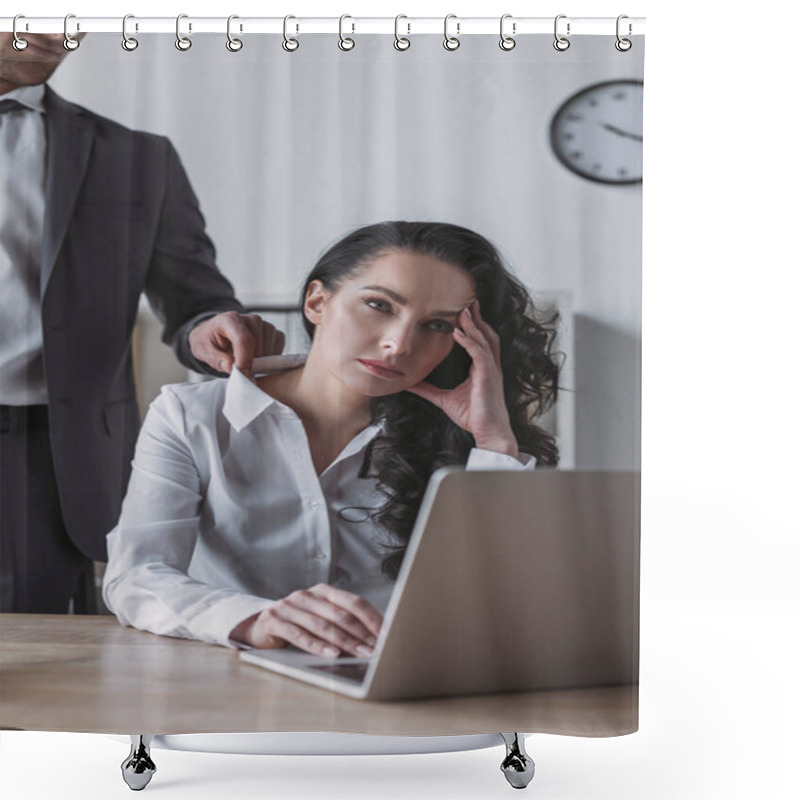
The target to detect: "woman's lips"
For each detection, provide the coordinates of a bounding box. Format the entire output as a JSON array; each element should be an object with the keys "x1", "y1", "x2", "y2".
[{"x1": 357, "y1": 359, "x2": 405, "y2": 378}]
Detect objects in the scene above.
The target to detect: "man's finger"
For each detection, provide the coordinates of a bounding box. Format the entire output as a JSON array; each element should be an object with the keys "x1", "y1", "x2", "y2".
[
  {"x1": 257, "y1": 321, "x2": 276, "y2": 357},
  {"x1": 252, "y1": 317, "x2": 285, "y2": 357},
  {"x1": 209, "y1": 317, "x2": 256, "y2": 376},
  {"x1": 189, "y1": 312, "x2": 288, "y2": 374},
  {"x1": 231, "y1": 337, "x2": 256, "y2": 377},
  {"x1": 272, "y1": 328, "x2": 286, "y2": 356}
]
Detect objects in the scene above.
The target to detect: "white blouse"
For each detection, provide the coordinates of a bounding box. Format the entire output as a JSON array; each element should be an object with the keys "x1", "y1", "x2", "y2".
[{"x1": 103, "y1": 360, "x2": 535, "y2": 648}]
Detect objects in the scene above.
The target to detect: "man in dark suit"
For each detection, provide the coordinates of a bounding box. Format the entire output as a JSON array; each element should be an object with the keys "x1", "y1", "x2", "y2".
[{"x1": 0, "y1": 33, "x2": 283, "y2": 613}]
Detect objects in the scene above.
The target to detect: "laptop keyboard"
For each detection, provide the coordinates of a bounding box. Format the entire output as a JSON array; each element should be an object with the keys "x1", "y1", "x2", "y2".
[{"x1": 308, "y1": 660, "x2": 369, "y2": 683}]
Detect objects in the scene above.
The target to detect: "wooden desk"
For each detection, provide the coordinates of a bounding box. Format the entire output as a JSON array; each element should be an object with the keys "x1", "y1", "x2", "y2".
[{"x1": 1, "y1": 614, "x2": 637, "y2": 737}]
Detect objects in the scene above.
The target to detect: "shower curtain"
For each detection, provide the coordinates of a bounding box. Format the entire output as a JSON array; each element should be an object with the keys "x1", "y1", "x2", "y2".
[{"x1": 1, "y1": 18, "x2": 643, "y2": 744}]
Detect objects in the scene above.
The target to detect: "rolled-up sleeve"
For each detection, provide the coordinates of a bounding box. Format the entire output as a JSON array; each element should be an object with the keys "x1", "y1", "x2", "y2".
[{"x1": 102, "y1": 386, "x2": 272, "y2": 648}]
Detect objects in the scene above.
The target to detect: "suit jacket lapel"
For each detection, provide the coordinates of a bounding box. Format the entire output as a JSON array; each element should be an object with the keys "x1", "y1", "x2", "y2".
[{"x1": 41, "y1": 86, "x2": 96, "y2": 297}]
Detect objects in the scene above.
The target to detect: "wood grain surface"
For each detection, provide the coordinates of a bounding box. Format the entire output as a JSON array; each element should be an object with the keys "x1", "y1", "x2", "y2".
[{"x1": 0, "y1": 614, "x2": 637, "y2": 736}]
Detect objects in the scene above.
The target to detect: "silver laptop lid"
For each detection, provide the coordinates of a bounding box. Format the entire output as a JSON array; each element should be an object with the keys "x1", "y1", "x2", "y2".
[{"x1": 365, "y1": 469, "x2": 640, "y2": 700}]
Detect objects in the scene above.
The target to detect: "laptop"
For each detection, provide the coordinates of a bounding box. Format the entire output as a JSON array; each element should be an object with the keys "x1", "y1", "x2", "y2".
[{"x1": 240, "y1": 469, "x2": 640, "y2": 701}]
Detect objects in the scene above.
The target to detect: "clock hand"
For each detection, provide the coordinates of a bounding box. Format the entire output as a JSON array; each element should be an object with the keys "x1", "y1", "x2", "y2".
[{"x1": 600, "y1": 122, "x2": 643, "y2": 142}]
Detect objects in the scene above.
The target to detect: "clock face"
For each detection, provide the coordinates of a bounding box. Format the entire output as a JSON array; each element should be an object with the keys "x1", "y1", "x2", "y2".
[{"x1": 550, "y1": 80, "x2": 643, "y2": 185}]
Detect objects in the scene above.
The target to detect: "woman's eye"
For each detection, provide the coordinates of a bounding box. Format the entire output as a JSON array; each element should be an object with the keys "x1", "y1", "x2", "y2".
[
  {"x1": 365, "y1": 298, "x2": 392, "y2": 313},
  {"x1": 425, "y1": 320, "x2": 455, "y2": 333}
]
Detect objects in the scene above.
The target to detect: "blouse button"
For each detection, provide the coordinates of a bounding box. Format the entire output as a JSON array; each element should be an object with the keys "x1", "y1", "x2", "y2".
[
  {"x1": 311, "y1": 548, "x2": 326, "y2": 561},
  {"x1": 308, "y1": 500, "x2": 320, "y2": 511}
]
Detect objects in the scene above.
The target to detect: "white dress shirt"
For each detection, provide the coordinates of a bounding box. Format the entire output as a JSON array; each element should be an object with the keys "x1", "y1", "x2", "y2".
[
  {"x1": 0, "y1": 84, "x2": 48, "y2": 404},
  {"x1": 103, "y1": 358, "x2": 536, "y2": 648}
]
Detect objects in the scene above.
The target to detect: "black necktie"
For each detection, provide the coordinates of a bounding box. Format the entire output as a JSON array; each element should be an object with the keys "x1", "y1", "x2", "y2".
[{"x1": 0, "y1": 98, "x2": 28, "y2": 114}]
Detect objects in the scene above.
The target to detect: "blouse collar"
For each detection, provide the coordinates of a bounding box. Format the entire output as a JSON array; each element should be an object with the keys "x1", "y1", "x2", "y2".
[{"x1": 222, "y1": 357, "x2": 384, "y2": 452}]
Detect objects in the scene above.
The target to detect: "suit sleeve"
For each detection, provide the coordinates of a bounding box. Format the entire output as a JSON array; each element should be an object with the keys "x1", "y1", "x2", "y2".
[{"x1": 144, "y1": 138, "x2": 244, "y2": 374}]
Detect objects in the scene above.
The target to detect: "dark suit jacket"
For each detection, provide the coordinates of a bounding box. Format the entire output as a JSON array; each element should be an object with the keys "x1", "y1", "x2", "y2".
[{"x1": 40, "y1": 87, "x2": 243, "y2": 562}]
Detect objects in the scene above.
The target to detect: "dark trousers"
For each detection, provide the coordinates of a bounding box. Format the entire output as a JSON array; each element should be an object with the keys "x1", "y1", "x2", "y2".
[{"x1": 0, "y1": 405, "x2": 96, "y2": 614}]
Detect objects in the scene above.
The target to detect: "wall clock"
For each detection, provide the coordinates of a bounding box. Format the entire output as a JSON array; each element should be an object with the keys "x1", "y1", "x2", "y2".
[{"x1": 549, "y1": 80, "x2": 644, "y2": 185}]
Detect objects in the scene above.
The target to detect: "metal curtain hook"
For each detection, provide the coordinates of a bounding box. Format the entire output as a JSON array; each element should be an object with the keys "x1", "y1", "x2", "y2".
[
  {"x1": 339, "y1": 14, "x2": 355, "y2": 51},
  {"x1": 175, "y1": 14, "x2": 192, "y2": 51},
  {"x1": 227, "y1": 15, "x2": 243, "y2": 52},
  {"x1": 443, "y1": 14, "x2": 460, "y2": 51},
  {"x1": 394, "y1": 14, "x2": 410, "y2": 51},
  {"x1": 122, "y1": 14, "x2": 139, "y2": 51},
  {"x1": 63, "y1": 14, "x2": 80, "y2": 51},
  {"x1": 553, "y1": 14, "x2": 570, "y2": 51},
  {"x1": 615, "y1": 15, "x2": 632, "y2": 51},
  {"x1": 499, "y1": 14, "x2": 516, "y2": 51},
  {"x1": 283, "y1": 15, "x2": 299, "y2": 52},
  {"x1": 12, "y1": 15, "x2": 28, "y2": 51}
]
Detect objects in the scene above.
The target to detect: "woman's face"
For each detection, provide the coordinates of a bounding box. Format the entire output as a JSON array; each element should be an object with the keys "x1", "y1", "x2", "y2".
[{"x1": 305, "y1": 249, "x2": 477, "y2": 397}]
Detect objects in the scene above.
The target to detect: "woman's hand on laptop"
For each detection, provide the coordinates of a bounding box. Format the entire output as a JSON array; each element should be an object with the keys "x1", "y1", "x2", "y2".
[{"x1": 230, "y1": 583, "x2": 383, "y2": 657}]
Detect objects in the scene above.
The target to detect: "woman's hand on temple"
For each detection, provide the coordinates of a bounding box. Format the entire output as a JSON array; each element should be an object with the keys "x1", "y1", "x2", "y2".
[
  {"x1": 230, "y1": 583, "x2": 383, "y2": 657},
  {"x1": 407, "y1": 301, "x2": 519, "y2": 457}
]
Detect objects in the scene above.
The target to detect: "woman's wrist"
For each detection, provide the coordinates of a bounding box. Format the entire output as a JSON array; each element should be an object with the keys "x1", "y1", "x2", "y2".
[{"x1": 473, "y1": 435, "x2": 519, "y2": 459}]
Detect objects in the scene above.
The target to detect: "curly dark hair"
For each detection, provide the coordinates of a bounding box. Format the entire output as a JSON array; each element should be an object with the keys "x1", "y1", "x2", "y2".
[{"x1": 301, "y1": 221, "x2": 561, "y2": 579}]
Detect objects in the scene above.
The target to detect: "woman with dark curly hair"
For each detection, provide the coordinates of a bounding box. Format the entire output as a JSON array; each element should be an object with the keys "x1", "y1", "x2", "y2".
[{"x1": 103, "y1": 221, "x2": 560, "y2": 655}]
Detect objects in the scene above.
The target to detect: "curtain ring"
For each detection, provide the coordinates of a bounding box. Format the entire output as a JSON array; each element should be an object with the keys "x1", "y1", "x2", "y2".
[
  {"x1": 553, "y1": 14, "x2": 570, "y2": 51},
  {"x1": 282, "y1": 15, "x2": 299, "y2": 52},
  {"x1": 12, "y1": 15, "x2": 28, "y2": 51},
  {"x1": 394, "y1": 15, "x2": 410, "y2": 51},
  {"x1": 499, "y1": 14, "x2": 516, "y2": 51},
  {"x1": 175, "y1": 14, "x2": 192, "y2": 51},
  {"x1": 615, "y1": 15, "x2": 632, "y2": 52},
  {"x1": 122, "y1": 14, "x2": 139, "y2": 51},
  {"x1": 226, "y1": 15, "x2": 243, "y2": 52},
  {"x1": 63, "y1": 14, "x2": 80, "y2": 51},
  {"x1": 338, "y1": 14, "x2": 355, "y2": 51},
  {"x1": 443, "y1": 14, "x2": 460, "y2": 51}
]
